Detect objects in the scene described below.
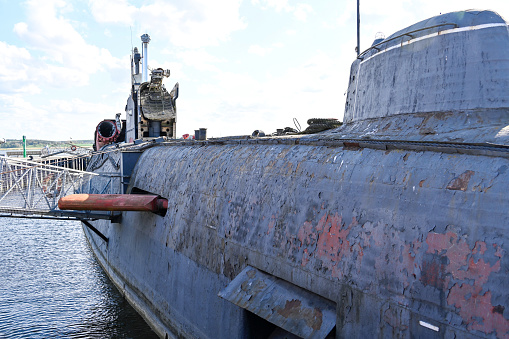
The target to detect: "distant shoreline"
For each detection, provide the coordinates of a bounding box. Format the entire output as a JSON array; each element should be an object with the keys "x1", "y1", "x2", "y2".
[{"x1": 1, "y1": 140, "x2": 93, "y2": 150}]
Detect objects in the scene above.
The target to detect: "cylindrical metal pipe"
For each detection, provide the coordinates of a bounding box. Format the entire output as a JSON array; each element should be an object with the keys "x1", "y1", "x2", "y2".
[
  {"x1": 199, "y1": 128, "x2": 207, "y2": 140},
  {"x1": 58, "y1": 194, "x2": 168, "y2": 214},
  {"x1": 141, "y1": 34, "x2": 151, "y2": 83}
]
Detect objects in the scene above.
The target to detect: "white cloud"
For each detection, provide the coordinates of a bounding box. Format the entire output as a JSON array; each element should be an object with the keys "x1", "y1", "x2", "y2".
[
  {"x1": 248, "y1": 43, "x2": 283, "y2": 56},
  {"x1": 0, "y1": 94, "x2": 50, "y2": 139},
  {"x1": 258, "y1": 0, "x2": 289, "y2": 12},
  {"x1": 248, "y1": 45, "x2": 271, "y2": 56},
  {"x1": 13, "y1": 0, "x2": 125, "y2": 87},
  {"x1": 0, "y1": 93, "x2": 121, "y2": 140},
  {"x1": 89, "y1": 0, "x2": 136, "y2": 25},
  {"x1": 339, "y1": 0, "x2": 509, "y2": 51},
  {"x1": 293, "y1": 4, "x2": 313, "y2": 21},
  {"x1": 172, "y1": 49, "x2": 224, "y2": 72},
  {"x1": 89, "y1": 0, "x2": 247, "y2": 49},
  {"x1": 253, "y1": 0, "x2": 313, "y2": 21},
  {"x1": 177, "y1": 50, "x2": 346, "y2": 137},
  {"x1": 0, "y1": 42, "x2": 36, "y2": 93}
]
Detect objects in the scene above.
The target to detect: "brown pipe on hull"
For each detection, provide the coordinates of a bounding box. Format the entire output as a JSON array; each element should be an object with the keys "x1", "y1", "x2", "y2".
[{"x1": 58, "y1": 194, "x2": 168, "y2": 213}]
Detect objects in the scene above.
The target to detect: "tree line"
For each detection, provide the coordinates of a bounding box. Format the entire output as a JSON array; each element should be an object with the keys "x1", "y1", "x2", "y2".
[{"x1": 0, "y1": 139, "x2": 93, "y2": 149}]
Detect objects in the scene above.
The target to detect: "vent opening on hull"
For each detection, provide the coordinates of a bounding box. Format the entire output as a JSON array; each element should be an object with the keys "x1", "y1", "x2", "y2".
[
  {"x1": 245, "y1": 311, "x2": 278, "y2": 338},
  {"x1": 219, "y1": 266, "x2": 337, "y2": 338},
  {"x1": 245, "y1": 310, "x2": 336, "y2": 339},
  {"x1": 130, "y1": 186, "x2": 154, "y2": 195}
]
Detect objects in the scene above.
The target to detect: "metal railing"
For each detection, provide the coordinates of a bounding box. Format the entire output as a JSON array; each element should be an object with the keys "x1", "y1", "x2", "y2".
[
  {"x1": 0, "y1": 156, "x2": 118, "y2": 220},
  {"x1": 357, "y1": 23, "x2": 458, "y2": 59}
]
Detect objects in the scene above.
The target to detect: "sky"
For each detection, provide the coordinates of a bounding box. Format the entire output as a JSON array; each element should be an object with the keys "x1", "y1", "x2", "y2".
[{"x1": 1, "y1": 0, "x2": 508, "y2": 141}]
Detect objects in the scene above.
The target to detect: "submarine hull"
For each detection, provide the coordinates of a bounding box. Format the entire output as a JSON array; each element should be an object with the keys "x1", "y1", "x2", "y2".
[{"x1": 84, "y1": 136, "x2": 509, "y2": 338}]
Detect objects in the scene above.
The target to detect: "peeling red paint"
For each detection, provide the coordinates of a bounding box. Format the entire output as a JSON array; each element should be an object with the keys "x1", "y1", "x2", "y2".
[
  {"x1": 301, "y1": 248, "x2": 311, "y2": 267},
  {"x1": 474, "y1": 241, "x2": 487, "y2": 255},
  {"x1": 426, "y1": 231, "x2": 507, "y2": 337},
  {"x1": 291, "y1": 215, "x2": 508, "y2": 337},
  {"x1": 315, "y1": 214, "x2": 357, "y2": 278},
  {"x1": 297, "y1": 220, "x2": 317, "y2": 246},
  {"x1": 295, "y1": 214, "x2": 359, "y2": 278},
  {"x1": 374, "y1": 237, "x2": 421, "y2": 291}
]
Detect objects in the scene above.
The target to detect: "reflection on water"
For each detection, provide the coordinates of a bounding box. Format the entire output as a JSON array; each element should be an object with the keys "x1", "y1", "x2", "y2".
[{"x1": 0, "y1": 218, "x2": 158, "y2": 338}]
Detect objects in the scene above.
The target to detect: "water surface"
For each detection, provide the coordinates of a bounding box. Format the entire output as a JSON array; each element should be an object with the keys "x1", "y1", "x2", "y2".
[{"x1": 0, "y1": 218, "x2": 158, "y2": 338}]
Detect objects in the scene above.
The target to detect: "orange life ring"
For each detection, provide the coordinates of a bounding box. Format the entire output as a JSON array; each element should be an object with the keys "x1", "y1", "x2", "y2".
[{"x1": 42, "y1": 175, "x2": 62, "y2": 198}]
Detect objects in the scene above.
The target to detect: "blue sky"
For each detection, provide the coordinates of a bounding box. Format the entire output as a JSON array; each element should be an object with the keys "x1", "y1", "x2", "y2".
[{"x1": 1, "y1": 0, "x2": 508, "y2": 140}]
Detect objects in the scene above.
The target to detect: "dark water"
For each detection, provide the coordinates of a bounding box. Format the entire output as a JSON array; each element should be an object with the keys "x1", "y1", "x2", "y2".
[{"x1": 0, "y1": 218, "x2": 158, "y2": 338}]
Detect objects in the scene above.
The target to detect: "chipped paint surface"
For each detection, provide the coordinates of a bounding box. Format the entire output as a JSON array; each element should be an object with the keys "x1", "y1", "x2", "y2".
[
  {"x1": 446, "y1": 170, "x2": 475, "y2": 191},
  {"x1": 218, "y1": 266, "x2": 336, "y2": 338},
  {"x1": 112, "y1": 139, "x2": 509, "y2": 338},
  {"x1": 427, "y1": 232, "x2": 508, "y2": 336}
]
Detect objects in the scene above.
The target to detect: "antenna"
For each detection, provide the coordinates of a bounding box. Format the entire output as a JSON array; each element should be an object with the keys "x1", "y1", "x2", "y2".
[
  {"x1": 357, "y1": 0, "x2": 360, "y2": 55},
  {"x1": 141, "y1": 34, "x2": 151, "y2": 83},
  {"x1": 130, "y1": 26, "x2": 133, "y2": 53}
]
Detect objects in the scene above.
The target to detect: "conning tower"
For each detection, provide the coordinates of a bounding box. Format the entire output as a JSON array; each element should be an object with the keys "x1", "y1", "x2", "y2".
[
  {"x1": 342, "y1": 10, "x2": 509, "y2": 143},
  {"x1": 125, "y1": 34, "x2": 179, "y2": 143}
]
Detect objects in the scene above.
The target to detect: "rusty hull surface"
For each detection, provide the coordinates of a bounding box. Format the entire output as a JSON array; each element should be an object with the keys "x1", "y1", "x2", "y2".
[{"x1": 81, "y1": 135, "x2": 509, "y2": 338}]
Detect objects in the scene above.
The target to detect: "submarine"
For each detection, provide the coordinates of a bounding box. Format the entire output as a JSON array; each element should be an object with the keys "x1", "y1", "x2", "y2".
[{"x1": 61, "y1": 9, "x2": 509, "y2": 338}]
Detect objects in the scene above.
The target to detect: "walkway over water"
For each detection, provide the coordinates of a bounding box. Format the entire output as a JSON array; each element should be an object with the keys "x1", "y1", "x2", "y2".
[{"x1": 0, "y1": 156, "x2": 117, "y2": 220}]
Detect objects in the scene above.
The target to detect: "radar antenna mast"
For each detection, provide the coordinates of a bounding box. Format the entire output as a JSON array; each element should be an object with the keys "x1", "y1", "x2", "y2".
[{"x1": 357, "y1": 0, "x2": 360, "y2": 55}]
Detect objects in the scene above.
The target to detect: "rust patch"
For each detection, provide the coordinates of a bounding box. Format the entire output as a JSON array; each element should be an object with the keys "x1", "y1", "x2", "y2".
[
  {"x1": 446, "y1": 170, "x2": 475, "y2": 191},
  {"x1": 276, "y1": 299, "x2": 323, "y2": 331},
  {"x1": 421, "y1": 254, "x2": 447, "y2": 289},
  {"x1": 246, "y1": 269, "x2": 256, "y2": 279},
  {"x1": 426, "y1": 231, "x2": 508, "y2": 337},
  {"x1": 240, "y1": 273, "x2": 267, "y2": 300},
  {"x1": 419, "y1": 127, "x2": 436, "y2": 135},
  {"x1": 419, "y1": 179, "x2": 425, "y2": 188},
  {"x1": 343, "y1": 142, "x2": 361, "y2": 151},
  {"x1": 383, "y1": 305, "x2": 408, "y2": 331}
]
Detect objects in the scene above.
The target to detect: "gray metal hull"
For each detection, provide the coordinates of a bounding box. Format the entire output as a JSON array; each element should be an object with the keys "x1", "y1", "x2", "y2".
[{"x1": 83, "y1": 133, "x2": 509, "y2": 338}]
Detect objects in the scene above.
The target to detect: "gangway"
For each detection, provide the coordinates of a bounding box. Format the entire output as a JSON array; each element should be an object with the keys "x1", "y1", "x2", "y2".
[{"x1": 0, "y1": 155, "x2": 119, "y2": 221}]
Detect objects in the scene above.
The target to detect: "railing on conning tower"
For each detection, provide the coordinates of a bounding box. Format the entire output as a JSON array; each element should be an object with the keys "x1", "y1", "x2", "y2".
[{"x1": 0, "y1": 156, "x2": 119, "y2": 220}]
